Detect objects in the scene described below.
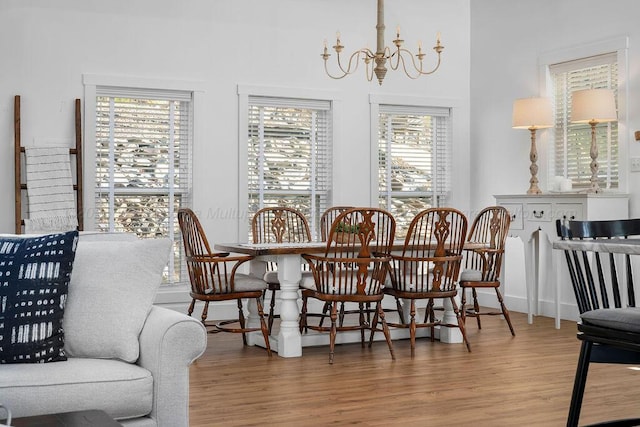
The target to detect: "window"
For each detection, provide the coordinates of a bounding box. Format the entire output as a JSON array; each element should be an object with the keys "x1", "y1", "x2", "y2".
[
  {"x1": 549, "y1": 53, "x2": 619, "y2": 189},
  {"x1": 93, "y1": 87, "x2": 193, "y2": 284},
  {"x1": 377, "y1": 105, "x2": 451, "y2": 236},
  {"x1": 246, "y1": 96, "x2": 332, "y2": 240}
]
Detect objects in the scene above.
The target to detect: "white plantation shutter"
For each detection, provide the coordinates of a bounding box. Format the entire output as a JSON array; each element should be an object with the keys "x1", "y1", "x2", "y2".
[
  {"x1": 94, "y1": 87, "x2": 193, "y2": 284},
  {"x1": 550, "y1": 53, "x2": 618, "y2": 189},
  {"x1": 378, "y1": 105, "x2": 451, "y2": 236},
  {"x1": 247, "y1": 96, "x2": 332, "y2": 240}
]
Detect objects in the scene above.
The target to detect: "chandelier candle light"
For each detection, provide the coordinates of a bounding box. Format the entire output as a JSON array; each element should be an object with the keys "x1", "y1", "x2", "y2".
[
  {"x1": 512, "y1": 97, "x2": 553, "y2": 195},
  {"x1": 321, "y1": 0, "x2": 443, "y2": 85},
  {"x1": 571, "y1": 88, "x2": 617, "y2": 193}
]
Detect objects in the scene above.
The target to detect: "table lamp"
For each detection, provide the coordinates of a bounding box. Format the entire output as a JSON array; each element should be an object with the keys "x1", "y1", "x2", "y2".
[
  {"x1": 571, "y1": 88, "x2": 617, "y2": 193},
  {"x1": 512, "y1": 97, "x2": 553, "y2": 194}
]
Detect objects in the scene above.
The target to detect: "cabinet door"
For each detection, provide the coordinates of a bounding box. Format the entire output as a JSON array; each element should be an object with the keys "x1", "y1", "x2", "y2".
[{"x1": 499, "y1": 203, "x2": 524, "y2": 230}]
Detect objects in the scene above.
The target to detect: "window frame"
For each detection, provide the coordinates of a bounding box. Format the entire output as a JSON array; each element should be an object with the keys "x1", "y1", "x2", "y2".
[
  {"x1": 369, "y1": 94, "x2": 456, "y2": 235},
  {"x1": 238, "y1": 85, "x2": 340, "y2": 241},
  {"x1": 83, "y1": 74, "x2": 204, "y2": 293},
  {"x1": 539, "y1": 37, "x2": 629, "y2": 193}
]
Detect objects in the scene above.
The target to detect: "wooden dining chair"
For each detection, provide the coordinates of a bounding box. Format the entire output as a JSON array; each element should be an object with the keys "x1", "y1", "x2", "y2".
[
  {"x1": 459, "y1": 206, "x2": 514, "y2": 336},
  {"x1": 319, "y1": 206, "x2": 354, "y2": 241},
  {"x1": 178, "y1": 208, "x2": 271, "y2": 356},
  {"x1": 300, "y1": 207, "x2": 396, "y2": 364},
  {"x1": 251, "y1": 206, "x2": 312, "y2": 334},
  {"x1": 557, "y1": 218, "x2": 640, "y2": 427},
  {"x1": 377, "y1": 207, "x2": 471, "y2": 356},
  {"x1": 313, "y1": 206, "x2": 395, "y2": 328}
]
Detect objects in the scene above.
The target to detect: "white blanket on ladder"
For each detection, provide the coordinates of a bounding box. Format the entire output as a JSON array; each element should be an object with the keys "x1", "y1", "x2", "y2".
[{"x1": 24, "y1": 146, "x2": 79, "y2": 234}]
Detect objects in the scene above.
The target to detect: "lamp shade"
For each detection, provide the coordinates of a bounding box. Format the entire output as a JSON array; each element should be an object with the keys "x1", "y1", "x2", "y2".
[
  {"x1": 512, "y1": 97, "x2": 553, "y2": 129},
  {"x1": 571, "y1": 88, "x2": 617, "y2": 123}
]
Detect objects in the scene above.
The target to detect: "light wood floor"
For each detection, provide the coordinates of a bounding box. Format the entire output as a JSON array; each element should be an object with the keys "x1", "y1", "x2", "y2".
[{"x1": 189, "y1": 311, "x2": 640, "y2": 426}]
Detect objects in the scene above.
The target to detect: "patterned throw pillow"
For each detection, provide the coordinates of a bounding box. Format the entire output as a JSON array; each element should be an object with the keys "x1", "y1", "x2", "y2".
[{"x1": 0, "y1": 231, "x2": 79, "y2": 363}]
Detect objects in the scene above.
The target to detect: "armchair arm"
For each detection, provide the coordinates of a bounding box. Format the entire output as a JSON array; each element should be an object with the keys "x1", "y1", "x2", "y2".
[{"x1": 137, "y1": 306, "x2": 207, "y2": 427}]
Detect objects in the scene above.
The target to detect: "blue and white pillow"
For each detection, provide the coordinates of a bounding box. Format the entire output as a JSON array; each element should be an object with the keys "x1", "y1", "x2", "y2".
[{"x1": 0, "y1": 231, "x2": 78, "y2": 363}]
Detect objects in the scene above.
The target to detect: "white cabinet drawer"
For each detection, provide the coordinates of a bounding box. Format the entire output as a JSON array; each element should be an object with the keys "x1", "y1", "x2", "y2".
[
  {"x1": 555, "y1": 203, "x2": 583, "y2": 222},
  {"x1": 500, "y1": 203, "x2": 524, "y2": 230},
  {"x1": 525, "y1": 203, "x2": 552, "y2": 222}
]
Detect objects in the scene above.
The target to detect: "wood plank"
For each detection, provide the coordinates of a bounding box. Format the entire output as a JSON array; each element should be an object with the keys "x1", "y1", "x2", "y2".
[{"x1": 188, "y1": 311, "x2": 640, "y2": 426}]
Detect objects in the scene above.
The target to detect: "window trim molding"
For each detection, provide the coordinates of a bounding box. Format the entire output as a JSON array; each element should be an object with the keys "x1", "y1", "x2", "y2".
[
  {"x1": 237, "y1": 84, "x2": 341, "y2": 241},
  {"x1": 538, "y1": 37, "x2": 629, "y2": 192},
  {"x1": 83, "y1": 74, "x2": 205, "y2": 231},
  {"x1": 368, "y1": 94, "x2": 460, "y2": 206}
]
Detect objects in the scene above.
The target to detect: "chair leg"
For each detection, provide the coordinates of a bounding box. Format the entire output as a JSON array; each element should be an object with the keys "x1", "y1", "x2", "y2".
[
  {"x1": 368, "y1": 307, "x2": 380, "y2": 347},
  {"x1": 201, "y1": 301, "x2": 210, "y2": 325},
  {"x1": 395, "y1": 297, "x2": 405, "y2": 324},
  {"x1": 460, "y1": 287, "x2": 467, "y2": 323},
  {"x1": 409, "y1": 299, "x2": 417, "y2": 357},
  {"x1": 427, "y1": 299, "x2": 435, "y2": 342},
  {"x1": 377, "y1": 302, "x2": 395, "y2": 361},
  {"x1": 188, "y1": 298, "x2": 196, "y2": 317},
  {"x1": 237, "y1": 299, "x2": 247, "y2": 346},
  {"x1": 299, "y1": 294, "x2": 309, "y2": 333},
  {"x1": 268, "y1": 288, "x2": 277, "y2": 335},
  {"x1": 329, "y1": 302, "x2": 338, "y2": 364},
  {"x1": 495, "y1": 288, "x2": 515, "y2": 336},
  {"x1": 318, "y1": 302, "x2": 330, "y2": 328},
  {"x1": 472, "y1": 288, "x2": 482, "y2": 330},
  {"x1": 255, "y1": 297, "x2": 272, "y2": 357},
  {"x1": 450, "y1": 296, "x2": 471, "y2": 352},
  {"x1": 358, "y1": 302, "x2": 365, "y2": 346},
  {"x1": 567, "y1": 340, "x2": 593, "y2": 427}
]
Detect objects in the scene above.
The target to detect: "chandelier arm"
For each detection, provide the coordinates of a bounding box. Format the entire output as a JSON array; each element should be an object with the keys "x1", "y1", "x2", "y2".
[
  {"x1": 388, "y1": 47, "x2": 442, "y2": 77},
  {"x1": 336, "y1": 49, "x2": 374, "y2": 76}
]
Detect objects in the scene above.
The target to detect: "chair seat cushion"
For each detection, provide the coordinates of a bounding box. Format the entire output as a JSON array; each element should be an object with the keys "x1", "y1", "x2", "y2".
[
  {"x1": 581, "y1": 308, "x2": 640, "y2": 334},
  {"x1": 0, "y1": 357, "x2": 153, "y2": 420},
  {"x1": 459, "y1": 269, "x2": 483, "y2": 282},
  {"x1": 233, "y1": 273, "x2": 268, "y2": 292}
]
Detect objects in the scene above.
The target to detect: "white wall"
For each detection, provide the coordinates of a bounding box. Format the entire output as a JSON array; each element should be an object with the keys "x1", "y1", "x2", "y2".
[{"x1": 0, "y1": 0, "x2": 472, "y2": 240}]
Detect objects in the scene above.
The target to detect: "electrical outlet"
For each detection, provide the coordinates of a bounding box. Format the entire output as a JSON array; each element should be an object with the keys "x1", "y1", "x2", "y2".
[{"x1": 631, "y1": 157, "x2": 640, "y2": 172}]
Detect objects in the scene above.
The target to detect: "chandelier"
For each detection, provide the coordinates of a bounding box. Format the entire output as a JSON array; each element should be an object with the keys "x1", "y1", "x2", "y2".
[{"x1": 321, "y1": 0, "x2": 444, "y2": 85}]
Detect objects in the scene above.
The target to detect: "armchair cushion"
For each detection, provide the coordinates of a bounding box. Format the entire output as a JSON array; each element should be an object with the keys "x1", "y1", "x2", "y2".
[
  {"x1": 459, "y1": 269, "x2": 483, "y2": 282},
  {"x1": 0, "y1": 231, "x2": 79, "y2": 364},
  {"x1": 63, "y1": 237, "x2": 172, "y2": 363}
]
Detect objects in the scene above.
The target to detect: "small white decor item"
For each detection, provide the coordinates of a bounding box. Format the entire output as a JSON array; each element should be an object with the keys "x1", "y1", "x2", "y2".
[{"x1": 560, "y1": 178, "x2": 573, "y2": 192}]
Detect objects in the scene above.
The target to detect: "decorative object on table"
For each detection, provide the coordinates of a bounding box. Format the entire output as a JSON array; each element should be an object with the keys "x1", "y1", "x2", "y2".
[
  {"x1": 512, "y1": 97, "x2": 553, "y2": 194},
  {"x1": 321, "y1": 0, "x2": 443, "y2": 85},
  {"x1": 570, "y1": 88, "x2": 617, "y2": 193}
]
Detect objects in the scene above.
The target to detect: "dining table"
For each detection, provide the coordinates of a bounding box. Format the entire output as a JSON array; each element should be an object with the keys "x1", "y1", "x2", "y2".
[{"x1": 215, "y1": 240, "x2": 485, "y2": 358}]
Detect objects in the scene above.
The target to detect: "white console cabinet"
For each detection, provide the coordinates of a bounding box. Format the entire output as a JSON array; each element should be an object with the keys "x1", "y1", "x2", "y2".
[{"x1": 494, "y1": 193, "x2": 628, "y2": 328}]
